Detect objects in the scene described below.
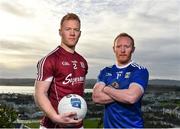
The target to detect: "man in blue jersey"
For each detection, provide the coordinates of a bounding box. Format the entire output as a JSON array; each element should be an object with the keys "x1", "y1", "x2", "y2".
[{"x1": 92, "y1": 33, "x2": 149, "y2": 128}]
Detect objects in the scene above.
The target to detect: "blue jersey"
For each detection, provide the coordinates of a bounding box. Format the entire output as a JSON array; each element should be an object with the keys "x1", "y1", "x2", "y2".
[{"x1": 97, "y1": 61, "x2": 149, "y2": 128}]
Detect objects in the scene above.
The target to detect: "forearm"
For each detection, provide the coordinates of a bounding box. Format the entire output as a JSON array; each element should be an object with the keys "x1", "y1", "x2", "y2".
[
  {"x1": 92, "y1": 91, "x2": 114, "y2": 104},
  {"x1": 34, "y1": 91, "x2": 58, "y2": 122},
  {"x1": 103, "y1": 86, "x2": 141, "y2": 104},
  {"x1": 34, "y1": 81, "x2": 82, "y2": 126},
  {"x1": 92, "y1": 84, "x2": 114, "y2": 104}
]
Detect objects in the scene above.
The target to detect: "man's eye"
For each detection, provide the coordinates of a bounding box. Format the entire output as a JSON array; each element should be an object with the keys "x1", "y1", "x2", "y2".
[
  {"x1": 116, "y1": 45, "x2": 121, "y2": 48},
  {"x1": 74, "y1": 29, "x2": 80, "y2": 32},
  {"x1": 124, "y1": 45, "x2": 130, "y2": 48},
  {"x1": 65, "y1": 28, "x2": 71, "y2": 30}
]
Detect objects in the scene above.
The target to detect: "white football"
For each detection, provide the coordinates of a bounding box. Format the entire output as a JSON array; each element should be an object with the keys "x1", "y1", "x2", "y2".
[{"x1": 58, "y1": 94, "x2": 87, "y2": 119}]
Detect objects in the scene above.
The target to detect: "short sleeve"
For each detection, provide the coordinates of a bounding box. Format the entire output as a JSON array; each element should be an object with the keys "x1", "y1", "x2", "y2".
[
  {"x1": 97, "y1": 68, "x2": 108, "y2": 85},
  {"x1": 36, "y1": 57, "x2": 54, "y2": 81},
  {"x1": 84, "y1": 59, "x2": 88, "y2": 75},
  {"x1": 131, "y1": 68, "x2": 149, "y2": 91}
]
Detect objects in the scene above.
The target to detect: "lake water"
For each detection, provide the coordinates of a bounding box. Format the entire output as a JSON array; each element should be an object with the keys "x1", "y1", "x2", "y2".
[{"x1": 0, "y1": 85, "x2": 92, "y2": 94}]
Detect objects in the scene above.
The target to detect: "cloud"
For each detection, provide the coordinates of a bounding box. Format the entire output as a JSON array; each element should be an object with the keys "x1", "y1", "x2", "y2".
[
  {"x1": 0, "y1": 0, "x2": 180, "y2": 80},
  {"x1": 0, "y1": 37, "x2": 56, "y2": 70},
  {"x1": 0, "y1": 38, "x2": 52, "y2": 54},
  {"x1": 0, "y1": 63, "x2": 37, "y2": 78},
  {"x1": 0, "y1": 1, "x2": 34, "y2": 17},
  {"x1": 0, "y1": 40, "x2": 33, "y2": 51},
  {"x1": 133, "y1": 37, "x2": 180, "y2": 80}
]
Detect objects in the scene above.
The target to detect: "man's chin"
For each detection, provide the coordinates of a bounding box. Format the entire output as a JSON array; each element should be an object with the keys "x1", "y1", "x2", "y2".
[
  {"x1": 66, "y1": 41, "x2": 76, "y2": 46},
  {"x1": 118, "y1": 60, "x2": 130, "y2": 65},
  {"x1": 68, "y1": 44, "x2": 77, "y2": 48}
]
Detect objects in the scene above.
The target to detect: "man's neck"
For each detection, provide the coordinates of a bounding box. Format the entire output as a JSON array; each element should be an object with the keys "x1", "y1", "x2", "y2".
[
  {"x1": 116, "y1": 60, "x2": 133, "y2": 69},
  {"x1": 60, "y1": 43, "x2": 75, "y2": 54}
]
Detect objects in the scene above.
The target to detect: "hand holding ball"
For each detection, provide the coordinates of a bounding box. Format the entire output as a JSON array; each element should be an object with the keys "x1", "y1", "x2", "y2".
[{"x1": 58, "y1": 94, "x2": 87, "y2": 119}]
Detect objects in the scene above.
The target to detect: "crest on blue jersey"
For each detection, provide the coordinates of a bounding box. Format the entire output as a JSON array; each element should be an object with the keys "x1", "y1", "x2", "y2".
[
  {"x1": 125, "y1": 72, "x2": 131, "y2": 78},
  {"x1": 71, "y1": 98, "x2": 81, "y2": 109}
]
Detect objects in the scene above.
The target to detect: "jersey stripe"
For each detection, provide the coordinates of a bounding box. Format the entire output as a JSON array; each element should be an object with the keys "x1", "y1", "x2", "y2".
[
  {"x1": 131, "y1": 63, "x2": 145, "y2": 69},
  {"x1": 37, "y1": 57, "x2": 46, "y2": 80},
  {"x1": 53, "y1": 78, "x2": 60, "y2": 102},
  {"x1": 37, "y1": 47, "x2": 59, "y2": 81}
]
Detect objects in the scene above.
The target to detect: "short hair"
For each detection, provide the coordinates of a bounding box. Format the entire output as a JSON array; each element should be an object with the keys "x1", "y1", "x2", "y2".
[
  {"x1": 60, "y1": 13, "x2": 81, "y2": 27},
  {"x1": 114, "y1": 33, "x2": 134, "y2": 47}
]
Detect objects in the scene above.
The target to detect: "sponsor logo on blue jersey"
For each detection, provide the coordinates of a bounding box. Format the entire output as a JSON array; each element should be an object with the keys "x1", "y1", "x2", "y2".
[{"x1": 110, "y1": 82, "x2": 119, "y2": 89}]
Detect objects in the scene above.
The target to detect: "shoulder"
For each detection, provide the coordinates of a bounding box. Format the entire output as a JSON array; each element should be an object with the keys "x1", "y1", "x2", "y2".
[
  {"x1": 38, "y1": 47, "x2": 60, "y2": 66},
  {"x1": 100, "y1": 65, "x2": 114, "y2": 73},
  {"x1": 75, "y1": 52, "x2": 87, "y2": 61},
  {"x1": 130, "y1": 62, "x2": 148, "y2": 70},
  {"x1": 130, "y1": 62, "x2": 149, "y2": 75}
]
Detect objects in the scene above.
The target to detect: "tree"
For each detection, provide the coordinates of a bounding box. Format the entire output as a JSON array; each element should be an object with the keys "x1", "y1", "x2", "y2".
[{"x1": 0, "y1": 104, "x2": 17, "y2": 128}]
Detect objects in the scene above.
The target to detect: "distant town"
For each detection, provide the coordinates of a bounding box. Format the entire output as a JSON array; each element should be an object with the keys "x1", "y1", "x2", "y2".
[{"x1": 0, "y1": 78, "x2": 180, "y2": 128}]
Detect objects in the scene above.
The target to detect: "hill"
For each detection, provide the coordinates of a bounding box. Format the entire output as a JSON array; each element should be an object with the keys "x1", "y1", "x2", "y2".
[
  {"x1": 0, "y1": 78, "x2": 96, "y2": 87},
  {"x1": 0, "y1": 78, "x2": 35, "y2": 86},
  {"x1": 86, "y1": 79, "x2": 180, "y2": 89},
  {"x1": 0, "y1": 78, "x2": 180, "y2": 88},
  {"x1": 148, "y1": 79, "x2": 180, "y2": 86}
]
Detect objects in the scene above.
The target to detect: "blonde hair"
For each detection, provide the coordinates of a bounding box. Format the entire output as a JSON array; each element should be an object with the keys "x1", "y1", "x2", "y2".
[
  {"x1": 114, "y1": 33, "x2": 134, "y2": 47},
  {"x1": 60, "y1": 13, "x2": 81, "y2": 27}
]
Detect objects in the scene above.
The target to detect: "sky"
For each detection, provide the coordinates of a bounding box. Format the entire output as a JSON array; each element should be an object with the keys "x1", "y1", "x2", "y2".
[{"x1": 0, "y1": 0, "x2": 180, "y2": 80}]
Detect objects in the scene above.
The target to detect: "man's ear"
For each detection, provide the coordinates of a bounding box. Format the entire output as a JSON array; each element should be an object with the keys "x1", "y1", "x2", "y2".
[
  {"x1": 79, "y1": 30, "x2": 81, "y2": 38},
  {"x1": 132, "y1": 47, "x2": 135, "y2": 53},
  {"x1": 113, "y1": 46, "x2": 115, "y2": 53},
  {"x1": 59, "y1": 29, "x2": 62, "y2": 36}
]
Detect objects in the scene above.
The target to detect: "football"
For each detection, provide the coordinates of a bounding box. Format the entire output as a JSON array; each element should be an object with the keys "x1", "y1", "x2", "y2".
[{"x1": 58, "y1": 94, "x2": 87, "y2": 119}]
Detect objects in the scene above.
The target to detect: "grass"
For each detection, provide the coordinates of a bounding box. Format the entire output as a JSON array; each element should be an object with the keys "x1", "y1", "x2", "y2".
[
  {"x1": 25, "y1": 118, "x2": 103, "y2": 128},
  {"x1": 84, "y1": 118, "x2": 103, "y2": 128},
  {"x1": 25, "y1": 122, "x2": 39, "y2": 128}
]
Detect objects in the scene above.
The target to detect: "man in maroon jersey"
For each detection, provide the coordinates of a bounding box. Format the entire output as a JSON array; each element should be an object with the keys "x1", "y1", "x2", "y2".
[{"x1": 34, "y1": 13, "x2": 88, "y2": 128}]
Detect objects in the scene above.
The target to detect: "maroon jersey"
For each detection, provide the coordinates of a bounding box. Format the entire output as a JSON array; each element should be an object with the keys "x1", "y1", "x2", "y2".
[{"x1": 36, "y1": 46, "x2": 88, "y2": 128}]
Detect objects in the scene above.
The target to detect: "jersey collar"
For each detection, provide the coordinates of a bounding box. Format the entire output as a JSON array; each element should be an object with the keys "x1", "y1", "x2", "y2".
[
  {"x1": 59, "y1": 46, "x2": 76, "y2": 56},
  {"x1": 115, "y1": 60, "x2": 133, "y2": 69}
]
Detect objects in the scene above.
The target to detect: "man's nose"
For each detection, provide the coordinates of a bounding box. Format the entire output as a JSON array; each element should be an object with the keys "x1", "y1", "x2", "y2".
[
  {"x1": 120, "y1": 47, "x2": 125, "y2": 53},
  {"x1": 70, "y1": 29, "x2": 75, "y2": 35}
]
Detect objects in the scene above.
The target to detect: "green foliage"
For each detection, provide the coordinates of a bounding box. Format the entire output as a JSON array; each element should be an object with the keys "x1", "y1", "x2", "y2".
[{"x1": 0, "y1": 104, "x2": 17, "y2": 128}]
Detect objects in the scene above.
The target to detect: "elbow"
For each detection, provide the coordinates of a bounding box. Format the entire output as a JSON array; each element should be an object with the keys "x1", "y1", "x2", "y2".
[
  {"x1": 34, "y1": 91, "x2": 40, "y2": 106},
  {"x1": 92, "y1": 94, "x2": 98, "y2": 103},
  {"x1": 122, "y1": 90, "x2": 140, "y2": 104},
  {"x1": 126, "y1": 96, "x2": 138, "y2": 104},
  {"x1": 92, "y1": 93, "x2": 101, "y2": 104},
  {"x1": 34, "y1": 89, "x2": 45, "y2": 107}
]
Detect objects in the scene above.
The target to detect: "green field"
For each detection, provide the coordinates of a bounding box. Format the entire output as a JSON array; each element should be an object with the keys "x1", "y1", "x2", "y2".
[{"x1": 25, "y1": 119, "x2": 103, "y2": 128}]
